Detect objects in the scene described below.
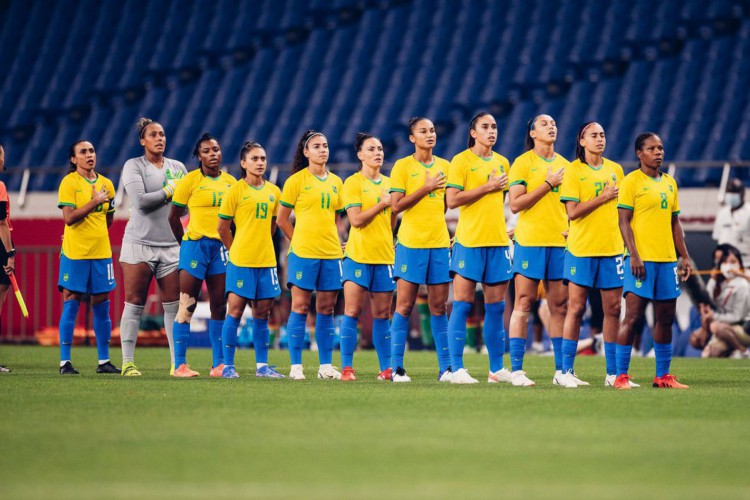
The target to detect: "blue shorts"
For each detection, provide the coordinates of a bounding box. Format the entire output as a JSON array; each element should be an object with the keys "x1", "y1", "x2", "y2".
[
  {"x1": 178, "y1": 238, "x2": 228, "y2": 280},
  {"x1": 58, "y1": 254, "x2": 116, "y2": 295},
  {"x1": 623, "y1": 258, "x2": 681, "y2": 301},
  {"x1": 287, "y1": 252, "x2": 342, "y2": 291},
  {"x1": 394, "y1": 244, "x2": 450, "y2": 285},
  {"x1": 342, "y1": 257, "x2": 396, "y2": 293},
  {"x1": 512, "y1": 243, "x2": 565, "y2": 281},
  {"x1": 563, "y1": 252, "x2": 624, "y2": 289},
  {"x1": 450, "y1": 243, "x2": 513, "y2": 284},
  {"x1": 225, "y1": 262, "x2": 280, "y2": 301}
]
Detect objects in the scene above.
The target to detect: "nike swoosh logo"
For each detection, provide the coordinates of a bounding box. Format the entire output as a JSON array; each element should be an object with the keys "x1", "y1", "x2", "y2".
[
  {"x1": 643, "y1": 187, "x2": 649, "y2": 191},
  {"x1": 579, "y1": 177, "x2": 587, "y2": 181},
  {"x1": 411, "y1": 173, "x2": 419, "y2": 177},
  {"x1": 470, "y1": 167, "x2": 479, "y2": 172},
  {"x1": 76, "y1": 189, "x2": 83, "y2": 193},
  {"x1": 242, "y1": 196, "x2": 252, "y2": 200},
  {"x1": 304, "y1": 186, "x2": 312, "y2": 190},
  {"x1": 199, "y1": 186, "x2": 208, "y2": 190},
  {"x1": 363, "y1": 189, "x2": 370, "y2": 193},
  {"x1": 530, "y1": 168, "x2": 538, "y2": 172}
]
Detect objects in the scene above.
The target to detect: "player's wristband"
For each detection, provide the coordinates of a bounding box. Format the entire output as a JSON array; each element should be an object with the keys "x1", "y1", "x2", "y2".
[
  {"x1": 6, "y1": 249, "x2": 15, "y2": 257},
  {"x1": 163, "y1": 185, "x2": 174, "y2": 199},
  {"x1": 544, "y1": 180, "x2": 553, "y2": 189}
]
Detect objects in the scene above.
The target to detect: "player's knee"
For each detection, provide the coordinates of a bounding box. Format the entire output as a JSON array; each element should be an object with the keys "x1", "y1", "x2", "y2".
[
  {"x1": 515, "y1": 295, "x2": 534, "y2": 312},
  {"x1": 428, "y1": 301, "x2": 447, "y2": 316},
  {"x1": 253, "y1": 303, "x2": 272, "y2": 320},
  {"x1": 176, "y1": 293, "x2": 197, "y2": 323},
  {"x1": 510, "y1": 309, "x2": 531, "y2": 323},
  {"x1": 567, "y1": 300, "x2": 586, "y2": 319},
  {"x1": 607, "y1": 302, "x2": 622, "y2": 319}
]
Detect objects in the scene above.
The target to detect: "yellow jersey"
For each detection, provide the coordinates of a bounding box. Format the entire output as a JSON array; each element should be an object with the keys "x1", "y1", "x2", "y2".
[
  {"x1": 617, "y1": 169, "x2": 680, "y2": 262},
  {"x1": 389, "y1": 155, "x2": 450, "y2": 249},
  {"x1": 508, "y1": 150, "x2": 569, "y2": 247},
  {"x1": 219, "y1": 179, "x2": 280, "y2": 268},
  {"x1": 172, "y1": 169, "x2": 237, "y2": 241},
  {"x1": 280, "y1": 168, "x2": 344, "y2": 259},
  {"x1": 57, "y1": 172, "x2": 115, "y2": 259},
  {"x1": 447, "y1": 149, "x2": 511, "y2": 247},
  {"x1": 342, "y1": 172, "x2": 394, "y2": 264},
  {"x1": 560, "y1": 158, "x2": 624, "y2": 257}
]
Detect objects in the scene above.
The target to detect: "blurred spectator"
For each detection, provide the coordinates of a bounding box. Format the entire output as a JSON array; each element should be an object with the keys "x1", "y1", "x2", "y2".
[{"x1": 712, "y1": 179, "x2": 750, "y2": 264}]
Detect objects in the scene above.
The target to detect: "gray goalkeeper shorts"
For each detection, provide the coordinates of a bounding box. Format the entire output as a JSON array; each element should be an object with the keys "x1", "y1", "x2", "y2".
[{"x1": 119, "y1": 241, "x2": 180, "y2": 279}]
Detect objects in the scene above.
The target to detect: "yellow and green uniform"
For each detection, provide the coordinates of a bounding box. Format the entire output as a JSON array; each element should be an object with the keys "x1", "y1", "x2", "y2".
[
  {"x1": 560, "y1": 158, "x2": 624, "y2": 257},
  {"x1": 389, "y1": 155, "x2": 450, "y2": 248},
  {"x1": 342, "y1": 172, "x2": 394, "y2": 264},
  {"x1": 508, "y1": 150, "x2": 569, "y2": 247},
  {"x1": 617, "y1": 169, "x2": 680, "y2": 262},
  {"x1": 172, "y1": 169, "x2": 237, "y2": 240},
  {"x1": 447, "y1": 149, "x2": 511, "y2": 247},
  {"x1": 280, "y1": 168, "x2": 344, "y2": 259},
  {"x1": 57, "y1": 172, "x2": 116, "y2": 259},
  {"x1": 219, "y1": 179, "x2": 281, "y2": 267}
]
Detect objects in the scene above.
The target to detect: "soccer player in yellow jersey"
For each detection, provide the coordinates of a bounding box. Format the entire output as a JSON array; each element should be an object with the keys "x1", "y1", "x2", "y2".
[
  {"x1": 217, "y1": 142, "x2": 284, "y2": 379},
  {"x1": 57, "y1": 141, "x2": 119, "y2": 375},
  {"x1": 277, "y1": 130, "x2": 345, "y2": 380},
  {"x1": 559, "y1": 122, "x2": 627, "y2": 389},
  {"x1": 340, "y1": 133, "x2": 396, "y2": 381},
  {"x1": 445, "y1": 112, "x2": 512, "y2": 385},
  {"x1": 168, "y1": 134, "x2": 236, "y2": 377},
  {"x1": 507, "y1": 114, "x2": 569, "y2": 387},
  {"x1": 615, "y1": 133, "x2": 692, "y2": 390},
  {"x1": 389, "y1": 117, "x2": 451, "y2": 383}
]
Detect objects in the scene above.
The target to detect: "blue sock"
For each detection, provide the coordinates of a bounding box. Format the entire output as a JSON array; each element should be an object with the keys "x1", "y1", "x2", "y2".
[
  {"x1": 616, "y1": 344, "x2": 632, "y2": 376},
  {"x1": 390, "y1": 312, "x2": 409, "y2": 370},
  {"x1": 173, "y1": 322, "x2": 191, "y2": 367},
  {"x1": 551, "y1": 337, "x2": 563, "y2": 371},
  {"x1": 287, "y1": 311, "x2": 306, "y2": 365},
  {"x1": 92, "y1": 300, "x2": 112, "y2": 361},
  {"x1": 316, "y1": 313, "x2": 334, "y2": 365},
  {"x1": 431, "y1": 314, "x2": 451, "y2": 372},
  {"x1": 372, "y1": 318, "x2": 391, "y2": 371},
  {"x1": 209, "y1": 319, "x2": 224, "y2": 367},
  {"x1": 339, "y1": 315, "x2": 358, "y2": 368},
  {"x1": 484, "y1": 301, "x2": 506, "y2": 372},
  {"x1": 222, "y1": 315, "x2": 241, "y2": 367},
  {"x1": 59, "y1": 300, "x2": 80, "y2": 362},
  {"x1": 447, "y1": 301, "x2": 471, "y2": 370},
  {"x1": 604, "y1": 341, "x2": 617, "y2": 376},
  {"x1": 561, "y1": 339, "x2": 578, "y2": 374},
  {"x1": 654, "y1": 341, "x2": 672, "y2": 378},
  {"x1": 252, "y1": 318, "x2": 270, "y2": 365},
  {"x1": 510, "y1": 337, "x2": 526, "y2": 372}
]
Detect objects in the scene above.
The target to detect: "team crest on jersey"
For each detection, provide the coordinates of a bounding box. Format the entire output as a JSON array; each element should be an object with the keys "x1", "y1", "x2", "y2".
[
  {"x1": 611, "y1": 173, "x2": 617, "y2": 181},
  {"x1": 401, "y1": 264, "x2": 407, "y2": 273},
  {"x1": 269, "y1": 195, "x2": 275, "y2": 202},
  {"x1": 458, "y1": 260, "x2": 465, "y2": 269},
  {"x1": 354, "y1": 269, "x2": 362, "y2": 278},
  {"x1": 296, "y1": 271, "x2": 303, "y2": 280},
  {"x1": 63, "y1": 273, "x2": 69, "y2": 282},
  {"x1": 635, "y1": 280, "x2": 643, "y2": 289},
  {"x1": 236, "y1": 280, "x2": 244, "y2": 288},
  {"x1": 190, "y1": 260, "x2": 198, "y2": 269},
  {"x1": 570, "y1": 267, "x2": 576, "y2": 276},
  {"x1": 522, "y1": 261, "x2": 529, "y2": 270},
  {"x1": 332, "y1": 186, "x2": 338, "y2": 193},
  {"x1": 668, "y1": 185, "x2": 674, "y2": 192}
]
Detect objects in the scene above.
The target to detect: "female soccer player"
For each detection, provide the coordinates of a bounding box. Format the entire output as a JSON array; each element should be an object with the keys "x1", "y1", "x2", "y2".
[
  {"x1": 507, "y1": 114, "x2": 569, "y2": 387},
  {"x1": 614, "y1": 133, "x2": 692, "y2": 389},
  {"x1": 0, "y1": 143, "x2": 14, "y2": 373},
  {"x1": 277, "y1": 130, "x2": 345, "y2": 380},
  {"x1": 168, "y1": 134, "x2": 236, "y2": 377},
  {"x1": 389, "y1": 117, "x2": 451, "y2": 383},
  {"x1": 445, "y1": 112, "x2": 512, "y2": 384},
  {"x1": 217, "y1": 142, "x2": 284, "y2": 379},
  {"x1": 558, "y1": 122, "x2": 630, "y2": 388},
  {"x1": 340, "y1": 133, "x2": 396, "y2": 381},
  {"x1": 119, "y1": 118, "x2": 187, "y2": 376},
  {"x1": 57, "y1": 140, "x2": 118, "y2": 375}
]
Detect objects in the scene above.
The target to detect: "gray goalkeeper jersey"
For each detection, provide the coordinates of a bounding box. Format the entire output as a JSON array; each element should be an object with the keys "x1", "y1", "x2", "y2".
[{"x1": 122, "y1": 156, "x2": 187, "y2": 247}]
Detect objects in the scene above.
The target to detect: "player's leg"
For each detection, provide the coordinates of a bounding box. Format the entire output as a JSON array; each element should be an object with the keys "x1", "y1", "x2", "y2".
[
  {"x1": 315, "y1": 290, "x2": 340, "y2": 379},
  {"x1": 205, "y1": 271, "x2": 228, "y2": 376},
  {"x1": 287, "y1": 285, "x2": 313, "y2": 379},
  {"x1": 448, "y1": 273, "x2": 476, "y2": 378},
  {"x1": 120, "y1": 261, "x2": 153, "y2": 375},
  {"x1": 509, "y1": 274, "x2": 539, "y2": 386},
  {"x1": 392, "y1": 279, "x2": 419, "y2": 381},
  {"x1": 155, "y1": 246, "x2": 181, "y2": 373},
  {"x1": 341, "y1": 279, "x2": 365, "y2": 378},
  {"x1": 251, "y1": 298, "x2": 283, "y2": 378},
  {"x1": 221, "y1": 291, "x2": 248, "y2": 378},
  {"x1": 370, "y1": 290, "x2": 394, "y2": 379},
  {"x1": 615, "y1": 292, "x2": 648, "y2": 389},
  {"x1": 0, "y1": 283, "x2": 9, "y2": 372},
  {"x1": 483, "y1": 280, "x2": 510, "y2": 383},
  {"x1": 172, "y1": 271, "x2": 203, "y2": 377},
  {"x1": 652, "y1": 298, "x2": 688, "y2": 388},
  {"x1": 600, "y1": 287, "x2": 625, "y2": 386}
]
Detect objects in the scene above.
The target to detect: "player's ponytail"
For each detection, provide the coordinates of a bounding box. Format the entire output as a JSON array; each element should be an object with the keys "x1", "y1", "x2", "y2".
[
  {"x1": 291, "y1": 130, "x2": 322, "y2": 174},
  {"x1": 467, "y1": 111, "x2": 491, "y2": 149}
]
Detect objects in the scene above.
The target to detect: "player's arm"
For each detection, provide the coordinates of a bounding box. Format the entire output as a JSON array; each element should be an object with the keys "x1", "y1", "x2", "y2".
[
  {"x1": 0, "y1": 201, "x2": 14, "y2": 275},
  {"x1": 672, "y1": 214, "x2": 692, "y2": 280},
  {"x1": 618, "y1": 207, "x2": 644, "y2": 280},
  {"x1": 564, "y1": 183, "x2": 618, "y2": 220},
  {"x1": 61, "y1": 186, "x2": 109, "y2": 226},
  {"x1": 509, "y1": 167, "x2": 563, "y2": 213},
  {"x1": 168, "y1": 204, "x2": 186, "y2": 243},
  {"x1": 123, "y1": 162, "x2": 170, "y2": 209},
  {"x1": 276, "y1": 205, "x2": 294, "y2": 240},
  {"x1": 347, "y1": 193, "x2": 390, "y2": 228},
  {"x1": 446, "y1": 171, "x2": 506, "y2": 209},
  {"x1": 106, "y1": 211, "x2": 114, "y2": 228},
  {"x1": 391, "y1": 171, "x2": 445, "y2": 215},
  {"x1": 217, "y1": 217, "x2": 233, "y2": 250}
]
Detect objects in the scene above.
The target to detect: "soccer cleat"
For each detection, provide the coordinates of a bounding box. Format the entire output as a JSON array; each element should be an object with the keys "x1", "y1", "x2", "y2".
[
  {"x1": 570, "y1": 373, "x2": 589, "y2": 386},
  {"x1": 96, "y1": 361, "x2": 121, "y2": 374},
  {"x1": 652, "y1": 374, "x2": 689, "y2": 389},
  {"x1": 606, "y1": 374, "x2": 640, "y2": 388},
  {"x1": 451, "y1": 367, "x2": 479, "y2": 384},
  {"x1": 317, "y1": 365, "x2": 342, "y2": 380},
  {"x1": 488, "y1": 368, "x2": 513, "y2": 384},
  {"x1": 209, "y1": 364, "x2": 226, "y2": 378},
  {"x1": 289, "y1": 364, "x2": 305, "y2": 380},
  {"x1": 60, "y1": 361, "x2": 79, "y2": 375},
  {"x1": 392, "y1": 367, "x2": 411, "y2": 383},
  {"x1": 511, "y1": 370, "x2": 535, "y2": 386},
  {"x1": 377, "y1": 368, "x2": 392, "y2": 381},
  {"x1": 221, "y1": 365, "x2": 240, "y2": 379},
  {"x1": 438, "y1": 367, "x2": 453, "y2": 382},
  {"x1": 0, "y1": 365, "x2": 11, "y2": 373},
  {"x1": 169, "y1": 366, "x2": 175, "y2": 376},
  {"x1": 556, "y1": 372, "x2": 578, "y2": 389},
  {"x1": 173, "y1": 364, "x2": 199, "y2": 377},
  {"x1": 613, "y1": 373, "x2": 633, "y2": 390},
  {"x1": 729, "y1": 349, "x2": 750, "y2": 359},
  {"x1": 256, "y1": 365, "x2": 285, "y2": 378},
  {"x1": 121, "y1": 362, "x2": 142, "y2": 377},
  {"x1": 341, "y1": 366, "x2": 357, "y2": 381}
]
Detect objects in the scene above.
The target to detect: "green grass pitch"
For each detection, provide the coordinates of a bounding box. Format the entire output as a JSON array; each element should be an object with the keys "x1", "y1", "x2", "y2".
[{"x1": 1, "y1": 345, "x2": 749, "y2": 499}]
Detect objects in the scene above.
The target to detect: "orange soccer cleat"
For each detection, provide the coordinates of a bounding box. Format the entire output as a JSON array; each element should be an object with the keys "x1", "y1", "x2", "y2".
[
  {"x1": 613, "y1": 373, "x2": 632, "y2": 390},
  {"x1": 209, "y1": 364, "x2": 226, "y2": 378},
  {"x1": 377, "y1": 367, "x2": 392, "y2": 381},
  {"x1": 341, "y1": 366, "x2": 357, "y2": 381},
  {"x1": 653, "y1": 374, "x2": 689, "y2": 389},
  {"x1": 173, "y1": 364, "x2": 200, "y2": 378}
]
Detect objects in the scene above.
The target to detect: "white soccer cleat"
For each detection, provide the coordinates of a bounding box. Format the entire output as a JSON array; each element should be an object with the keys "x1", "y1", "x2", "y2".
[
  {"x1": 317, "y1": 364, "x2": 342, "y2": 380},
  {"x1": 605, "y1": 374, "x2": 640, "y2": 388},
  {"x1": 289, "y1": 364, "x2": 305, "y2": 380},
  {"x1": 570, "y1": 373, "x2": 589, "y2": 386},
  {"x1": 511, "y1": 370, "x2": 535, "y2": 386},
  {"x1": 555, "y1": 371, "x2": 578, "y2": 389},
  {"x1": 392, "y1": 367, "x2": 411, "y2": 383},
  {"x1": 450, "y1": 368, "x2": 479, "y2": 384},
  {"x1": 488, "y1": 367, "x2": 513, "y2": 384},
  {"x1": 438, "y1": 368, "x2": 453, "y2": 383}
]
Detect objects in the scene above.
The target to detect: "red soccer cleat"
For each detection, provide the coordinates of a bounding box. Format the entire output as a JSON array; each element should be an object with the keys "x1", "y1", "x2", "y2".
[
  {"x1": 341, "y1": 366, "x2": 357, "y2": 381},
  {"x1": 652, "y1": 374, "x2": 689, "y2": 389},
  {"x1": 613, "y1": 373, "x2": 632, "y2": 390},
  {"x1": 209, "y1": 363, "x2": 226, "y2": 378},
  {"x1": 377, "y1": 367, "x2": 392, "y2": 381},
  {"x1": 173, "y1": 364, "x2": 200, "y2": 378}
]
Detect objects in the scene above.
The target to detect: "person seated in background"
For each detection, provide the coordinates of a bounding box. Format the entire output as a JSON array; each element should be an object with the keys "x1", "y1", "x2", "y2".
[
  {"x1": 691, "y1": 244, "x2": 750, "y2": 358},
  {"x1": 713, "y1": 178, "x2": 750, "y2": 265}
]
